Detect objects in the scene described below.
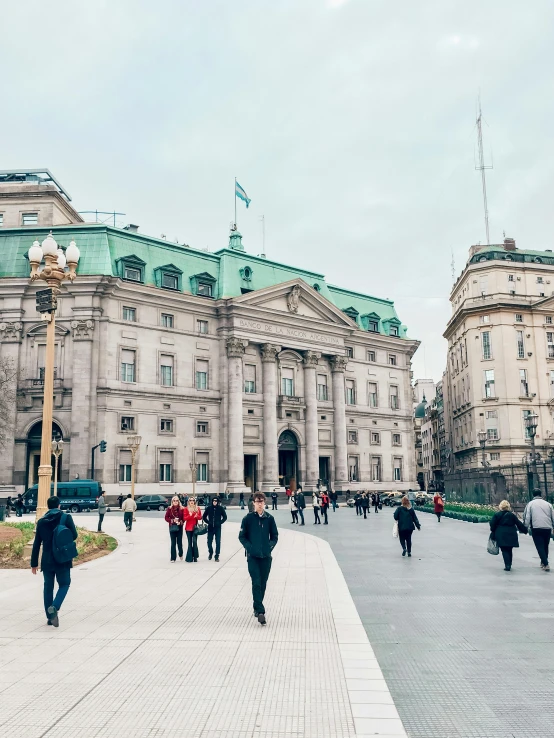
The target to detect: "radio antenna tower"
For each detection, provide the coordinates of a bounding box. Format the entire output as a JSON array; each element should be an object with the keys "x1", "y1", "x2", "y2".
[{"x1": 475, "y1": 96, "x2": 493, "y2": 244}]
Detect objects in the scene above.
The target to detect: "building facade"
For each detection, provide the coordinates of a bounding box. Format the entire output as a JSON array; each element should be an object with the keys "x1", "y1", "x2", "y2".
[{"x1": 0, "y1": 174, "x2": 419, "y2": 496}]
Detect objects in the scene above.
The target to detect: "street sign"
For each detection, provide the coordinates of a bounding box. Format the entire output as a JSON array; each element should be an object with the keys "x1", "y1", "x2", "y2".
[{"x1": 36, "y1": 288, "x2": 57, "y2": 314}]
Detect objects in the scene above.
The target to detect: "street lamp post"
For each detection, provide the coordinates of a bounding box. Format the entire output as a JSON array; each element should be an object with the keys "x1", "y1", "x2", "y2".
[
  {"x1": 51, "y1": 439, "x2": 64, "y2": 498},
  {"x1": 127, "y1": 435, "x2": 142, "y2": 500},
  {"x1": 28, "y1": 234, "x2": 80, "y2": 521},
  {"x1": 189, "y1": 461, "x2": 198, "y2": 501},
  {"x1": 478, "y1": 429, "x2": 489, "y2": 504},
  {"x1": 525, "y1": 412, "x2": 540, "y2": 493}
]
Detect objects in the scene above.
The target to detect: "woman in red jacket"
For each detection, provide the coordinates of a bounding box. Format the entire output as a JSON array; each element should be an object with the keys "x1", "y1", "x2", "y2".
[
  {"x1": 183, "y1": 497, "x2": 203, "y2": 562},
  {"x1": 433, "y1": 492, "x2": 444, "y2": 522},
  {"x1": 165, "y1": 496, "x2": 185, "y2": 562}
]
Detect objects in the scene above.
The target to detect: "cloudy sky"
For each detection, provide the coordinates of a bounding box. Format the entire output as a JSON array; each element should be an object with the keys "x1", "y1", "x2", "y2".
[{"x1": 4, "y1": 0, "x2": 554, "y2": 381}]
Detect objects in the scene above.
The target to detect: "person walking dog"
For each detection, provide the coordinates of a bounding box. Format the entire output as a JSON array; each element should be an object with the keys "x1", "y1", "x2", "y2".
[
  {"x1": 489, "y1": 500, "x2": 528, "y2": 572},
  {"x1": 165, "y1": 496, "x2": 185, "y2": 562},
  {"x1": 30, "y1": 496, "x2": 78, "y2": 627},
  {"x1": 97, "y1": 489, "x2": 107, "y2": 532},
  {"x1": 523, "y1": 489, "x2": 554, "y2": 571},
  {"x1": 203, "y1": 497, "x2": 227, "y2": 561},
  {"x1": 393, "y1": 497, "x2": 421, "y2": 557},
  {"x1": 239, "y1": 492, "x2": 278, "y2": 626},
  {"x1": 121, "y1": 494, "x2": 136, "y2": 532},
  {"x1": 433, "y1": 492, "x2": 444, "y2": 522}
]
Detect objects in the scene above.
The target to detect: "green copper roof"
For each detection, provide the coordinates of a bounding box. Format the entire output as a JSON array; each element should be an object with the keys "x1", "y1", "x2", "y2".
[{"x1": 0, "y1": 224, "x2": 408, "y2": 337}]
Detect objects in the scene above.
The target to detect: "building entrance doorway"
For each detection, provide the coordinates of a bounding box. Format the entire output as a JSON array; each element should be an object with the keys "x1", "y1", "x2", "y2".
[
  {"x1": 278, "y1": 430, "x2": 298, "y2": 490},
  {"x1": 319, "y1": 457, "x2": 330, "y2": 488},
  {"x1": 26, "y1": 421, "x2": 63, "y2": 488},
  {"x1": 244, "y1": 455, "x2": 258, "y2": 491}
]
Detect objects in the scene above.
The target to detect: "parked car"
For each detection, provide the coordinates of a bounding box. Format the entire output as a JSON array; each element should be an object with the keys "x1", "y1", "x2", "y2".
[
  {"x1": 135, "y1": 494, "x2": 169, "y2": 511},
  {"x1": 416, "y1": 492, "x2": 434, "y2": 505},
  {"x1": 385, "y1": 492, "x2": 405, "y2": 507},
  {"x1": 24, "y1": 480, "x2": 102, "y2": 514}
]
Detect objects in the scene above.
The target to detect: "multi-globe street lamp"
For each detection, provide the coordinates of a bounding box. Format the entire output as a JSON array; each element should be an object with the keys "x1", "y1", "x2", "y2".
[
  {"x1": 525, "y1": 412, "x2": 540, "y2": 492},
  {"x1": 28, "y1": 233, "x2": 80, "y2": 521},
  {"x1": 477, "y1": 429, "x2": 487, "y2": 469}
]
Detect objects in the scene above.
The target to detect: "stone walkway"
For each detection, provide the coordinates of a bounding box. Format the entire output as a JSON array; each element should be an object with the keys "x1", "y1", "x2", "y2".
[{"x1": 0, "y1": 514, "x2": 407, "y2": 738}]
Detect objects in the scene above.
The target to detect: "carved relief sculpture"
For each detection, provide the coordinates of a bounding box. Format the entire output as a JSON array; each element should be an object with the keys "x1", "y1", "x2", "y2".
[
  {"x1": 0, "y1": 322, "x2": 23, "y2": 342},
  {"x1": 71, "y1": 320, "x2": 95, "y2": 340},
  {"x1": 287, "y1": 284, "x2": 300, "y2": 313}
]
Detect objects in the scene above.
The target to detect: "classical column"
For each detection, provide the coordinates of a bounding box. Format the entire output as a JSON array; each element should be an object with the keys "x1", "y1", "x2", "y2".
[
  {"x1": 69, "y1": 320, "x2": 95, "y2": 480},
  {"x1": 226, "y1": 336, "x2": 247, "y2": 492},
  {"x1": 331, "y1": 355, "x2": 349, "y2": 490},
  {"x1": 303, "y1": 350, "x2": 320, "y2": 492},
  {"x1": 261, "y1": 343, "x2": 281, "y2": 491}
]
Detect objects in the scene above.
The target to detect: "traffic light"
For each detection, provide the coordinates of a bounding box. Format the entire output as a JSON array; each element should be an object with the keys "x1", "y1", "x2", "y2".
[{"x1": 99, "y1": 440, "x2": 107, "y2": 453}]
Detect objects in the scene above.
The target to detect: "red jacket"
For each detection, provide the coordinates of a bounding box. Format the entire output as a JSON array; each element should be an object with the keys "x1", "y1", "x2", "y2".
[
  {"x1": 165, "y1": 506, "x2": 184, "y2": 526},
  {"x1": 434, "y1": 494, "x2": 444, "y2": 512},
  {"x1": 183, "y1": 507, "x2": 202, "y2": 531},
  {"x1": 320, "y1": 493, "x2": 330, "y2": 508}
]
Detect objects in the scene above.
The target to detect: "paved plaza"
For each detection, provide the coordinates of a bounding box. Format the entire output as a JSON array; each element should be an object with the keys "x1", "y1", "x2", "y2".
[{"x1": 0, "y1": 512, "x2": 406, "y2": 738}]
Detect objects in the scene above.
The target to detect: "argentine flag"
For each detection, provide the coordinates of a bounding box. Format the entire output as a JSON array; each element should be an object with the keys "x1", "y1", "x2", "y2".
[{"x1": 235, "y1": 180, "x2": 251, "y2": 208}]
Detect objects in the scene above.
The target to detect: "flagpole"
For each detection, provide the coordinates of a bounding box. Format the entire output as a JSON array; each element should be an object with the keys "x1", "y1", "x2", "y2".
[{"x1": 234, "y1": 177, "x2": 237, "y2": 228}]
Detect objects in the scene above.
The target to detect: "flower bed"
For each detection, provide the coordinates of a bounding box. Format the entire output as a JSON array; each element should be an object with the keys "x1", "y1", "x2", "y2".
[{"x1": 419, "y1": 503, "x2": 493, "y2": 524}]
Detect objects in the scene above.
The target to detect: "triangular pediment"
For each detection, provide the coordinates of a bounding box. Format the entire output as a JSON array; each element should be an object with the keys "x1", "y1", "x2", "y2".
[{"x1": 229, "y1": 279, "x2": 357, "y2": 327}]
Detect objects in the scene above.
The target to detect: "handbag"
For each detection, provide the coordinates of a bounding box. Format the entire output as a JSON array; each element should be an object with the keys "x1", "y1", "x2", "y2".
[
  {"x1": 169, "y1": 524, "x2": 180, "y2": 533},
  {"x1": 378, "y1": 503, "x2": 382, "y2": 510},
  {"x1": 194, "y1": 521, "x2": 208, "y2": 536},
  {"x1": 487, "y1": 535, "x2": 499, "y2": 555},
  {"x1": 392, "y1": 521, "x2": 399, "y2": 538}
]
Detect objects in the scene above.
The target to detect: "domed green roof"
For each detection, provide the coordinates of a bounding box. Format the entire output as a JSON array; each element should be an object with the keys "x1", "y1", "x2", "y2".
[{"x1": 414, "y1": 394, "x2": 427, "y2": 419}]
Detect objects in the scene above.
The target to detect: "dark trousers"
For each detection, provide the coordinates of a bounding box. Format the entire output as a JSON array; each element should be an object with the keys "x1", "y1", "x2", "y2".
[
  {"x1": 322, "y1": 507, "x2": 328, "y2": 524},
  {"x1": 124, "y1": 512, "x2": 133, "y2": 530},
  {"x1": 16, "y1": 506, "x2": 23, "y2": 517},
  {"x1": 291, "y1": 510, "x2": 298, "y2": 523},
  {"x1": 373, "y1": 504, "x2": 379, "y2": 514},
  {"x1": 170, "y1": 527, "x2": 184, "y2": 561},
  {"x1": 298, "y1": 508, "x2": 305, "y2": 525},
  {"x1": 435, "y1": 512, "x2": 442, "y2": 522},
  {"x1": 356, "y1": 503, "x2": 362, "y2": 516},
  {"x1": 500, "y1": 546, "x2": 513, "y2": 568},
  {"x1": 98, "y1": 513, "x2": 105, "y2": 532},
  {"x1": 362, "y1": 506, "x2": 367, "y2": 519},
  {"x1": 247, "y1": 556, "x2": 272, "y2": 614},
  {"x1": 532, "y1": 528, "x2": 551, "y2": 566},
  {"x1": 272, "y1": 499, "x2": 277, "y2": 509},
  {"x1": 313, "y1": 508, "x2": 321, "y2": 524},
  {"x1": 331, "y1": 500, "x2": 337, "y2": 511},
  {"x1": 186, "y1": 530, "x2": 199, "y2": 562},
  {"x1": 399, "y1": 530, "x2": 413, "y2": 553},
  {"x1": 207, "y1": 527, "x2": 221, "y2": 556},
  {"x1": 43, "y1": 568, "x2": 71, "y2": 617}
]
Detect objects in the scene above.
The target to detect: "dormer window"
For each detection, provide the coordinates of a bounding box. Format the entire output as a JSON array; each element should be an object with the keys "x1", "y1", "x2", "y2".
[
  {"x1": 198, "y1": 282, "x2": 212, "y2": 297},
  {"x1": 390, "y1": 325, "x2": 399, "y2": 336},
  {"x1": 361, "y1": 312, "x2": 381, "y2": 333},
  {"x1": 116, "y1": 255, "x2": 146, "y2": 284},
  {"x1": 190, "y1": 272, "x2": 217, "y2": 298},
  {"x1": 125, "y1": 266, "x2": 141, "y2": 282},
  {"x1": 163, "y1": 273, "x2": 178, "y2": 289},
  {"x1": 154, "y1": 264, "x2": 183, "y2": 292}
]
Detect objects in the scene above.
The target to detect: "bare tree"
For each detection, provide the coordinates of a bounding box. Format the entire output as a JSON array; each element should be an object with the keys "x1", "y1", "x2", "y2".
[{"x1": 0, "y1": 356, "x2": 17, "y2": 450}]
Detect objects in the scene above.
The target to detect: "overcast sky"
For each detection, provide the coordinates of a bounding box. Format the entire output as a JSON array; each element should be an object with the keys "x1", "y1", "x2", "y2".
[{"x1": 4, "y1": 0, "x2": 554, "y2": 381}]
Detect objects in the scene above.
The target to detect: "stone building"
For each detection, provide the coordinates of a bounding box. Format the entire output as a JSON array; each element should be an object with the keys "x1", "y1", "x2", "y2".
[{"x1": 0, "y1": 172, "x2": 419, "y2": 496}]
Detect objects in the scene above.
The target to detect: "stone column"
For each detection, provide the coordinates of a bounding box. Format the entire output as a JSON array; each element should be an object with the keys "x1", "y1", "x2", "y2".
[
  {"x1": 226, "y1": 336, "x2": 247, "y2": 492},
  {"x1": 0, "y1": 322, "x2": 23, "y2": 486},
  {"x1": 69, "y1": 320, "x2": 95, "y2": 480},
  {"x1": 261, "y1": 343, "x2": 281, "y2": 491},
  {"x1": 331, "y1": 355, "x2": 349, "y2": 490},
  {"x1": 303, "y1": 350, "x2": 320, "y2": 492}
]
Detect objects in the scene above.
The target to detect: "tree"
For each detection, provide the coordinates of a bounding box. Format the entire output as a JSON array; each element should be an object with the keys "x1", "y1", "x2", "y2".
[{"x1": 0, "y1": 356, "x2": 17, "y2": 450}]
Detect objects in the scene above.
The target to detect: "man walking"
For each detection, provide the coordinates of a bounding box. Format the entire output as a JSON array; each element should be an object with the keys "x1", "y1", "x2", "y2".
[
  {"x1": 354, "y1": 492, "x2": 362, "y2": 516},
  {"x1": 31, "y1": 496, "x2": 78, "y2": 627},
  {"x1": 320, "y1": 491, "x2": 330, "y2": 524},
  {"x1": 407, "y1": 489, "x2": 416, "y2": 509},
  {"x1": 97, "y1": 488, "x2": 107, "y2": 532},
  {"x1": 239, "y1": 492, "x2": 278, "y2": 626},
  {"x1": 329, "y1": 489, "x2": 338, "y2": 512},
  {"x1": 203, "y1": 496, "x2": 227, "y2": 562},
  {"x1": 523, "y1": 489, "x2": 554, "y2": 571},
  {"x1": 122, "y1": 493, "x2": 137, "y2": 531},
  {"x1": 117, "y1": 493, "x2": 124, "y2": 509},
  {"x1": 271, "y1": 491, "x2": 278, "y2": 510},
  {"x1": 296, "y1": 487, "x2": 306, "y2": 525}
]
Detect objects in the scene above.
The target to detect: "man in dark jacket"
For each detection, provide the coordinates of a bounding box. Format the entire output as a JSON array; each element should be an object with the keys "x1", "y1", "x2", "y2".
[
  {"x1": 329, "y1": 490, "x2": 338, "y2": 512},
  {"x1": 296, "y1": 487, "x2": 306, "y2": 525},
  {"x1": 238, "y1": 492, "x2": 278, "y2": 625},
  {"x1": 203, "y1": 497, "x2": 228, "y2": 562},
  {"x1": 30, "y1": 496, "x2": 78, "y2": 627},
  {"x1": 271, "y1": 491, "x2": 278, "y2": 510}
]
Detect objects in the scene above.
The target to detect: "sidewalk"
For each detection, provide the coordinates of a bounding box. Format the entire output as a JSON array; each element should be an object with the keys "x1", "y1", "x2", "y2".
[{"x1": 0, "y1": 514, "x2": 407, "y2": 738}]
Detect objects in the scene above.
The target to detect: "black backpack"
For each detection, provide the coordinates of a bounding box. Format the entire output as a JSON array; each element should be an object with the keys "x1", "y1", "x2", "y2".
[{"x1": 52, "y1": 513, "x2": 78, "y2": 564}]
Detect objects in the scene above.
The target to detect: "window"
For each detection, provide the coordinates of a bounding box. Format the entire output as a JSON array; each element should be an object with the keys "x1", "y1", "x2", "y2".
[
  {"x1": 348, "y1": 430, "x2": 358, "y2": 444},
  {"x1": 482, "y1": 331, "x2": 492, "y2": 360},
  {"x1": 515, "y1": 313, "x2": 523, "y2": 323},
  {"x1": 393, "y1": 458, "x2": 403, "y2": 482},
  {"x1": 486, "y1": 410, "x2": 498, "y2": 419},
  {"x1": 0, "y1": 214, "x2": 3, "y2": 226},
  {"x1": 123, "y1": 306, "x2": 136, "y2": 322},
  {"x1": 160, "y1": 418, "x2": 174, "y2": 432},
  {"x1": 22, "y1": 212, "x2": 38, "y2": 225},
  {"x1": 120, "y1": 416, "x2": 135, "y2": 432},
  {"x1": 390, "y1": 385, "x2": 399, "y2": 410},
  {"x1": 121, "y1": 349, "x2": 136, "y2": 383},
  {"x1": 367, "y1": 350, "x2": 376, "y2": 362},
  {"x1": 490, "y1": 452, "x2": 500, "y2": 461},
  {"x1": 160, "y1": 355, "x2": 174, "y2": 387},
  {"x1": 195, "y1": 359, "x2": 208, "y2": 390},
  {"x1": 281, "y1": 367, "x2": 294, "y2": 396},
  {"x1": 547, "y1": 332, "x2": 554, "y2": 359},
  {"x1": 348, "y1": 456, "x2": 359, "y2": 482},
  {"x1": 519, "y1": 368, "x2": 529, "y2": 397},
  {"x1": 162, "y1": 272, "x2": 179, "y2": 290},
  {"x1": 124, "y1": 266, "x2": 142, "y2": 282},
  {"x1": 196, "y1": 421, "x2": 209, "y2": 435},
  {"x1": 119, "y1": 451, "x2": 132, "y2": 482},
  {"x1": 197, "y1": 320, "x2": 208, "y2": 334},
  {"x1": 197, "y1": 282, "x2": 213, "y2": 297},
  {"x1": 244, "y1": 364, "x2": 256, "y2": 393},
  {"x1": 368, "y1": 321, "x2": 378, "y2": 332},
  {"x1": 371, "y1": 456, "x2": 382, "y2": 482},
  {"x1": 368, "y1": 382, "x2": 378, "y2": 408},
  {"x1": 390, "y1": 325, "x2": 399, "y2": 337},
  {"x1": 480, "y1": 315, "x2": 490, "y2": 323},
  {"x1": 550, "y1": 370, "x2": 554, "y2": 398},
  {"x1": 159, "y1": 451, "x2": 173, "y2": 482},
  {"x1": 392, "y1": 433, "x2": 401, "y2": 446},
  {"x1": 486, "y1": 428, "x2": 499, "y2": 441},
  {"x1": 317, "y1": 374, "x2": 328, "y2": 401},
  {"x1": 161, "y1": 313, "x2": 174, "y2": 328},
  {"x1": 537, "y1": 276, "x2": 544, "y2": 284},
  {"x1": 523, "y1": 409, "x2": 533, "y2": 439},
  {"x1": 516, "y1": 330, "x2": 525, "y2": 359},
  {"x1": 345, "y1": 379, "x2": 356, "y2": 405},
  {"x1": 484, "y1": 369, "x2": 495, "y2": 398},
  {"x1": 371, "y1": 432, "x2": 381, "y2": 445},
  {"x1": 196, "y1": 452, "x2": 209, "y2": 482},
  {"x1": 546, "y1": 316, "x2": 553, "y2": 325},
  {"x1": 388, "y1": 354, "x2": 397, "y2": 366},
  {"x1": 346, "y1": 347, "x2": 354, "y2": 358},
  {"x1": 508, "y1": 275, "x2": 514, "y2": 282}
]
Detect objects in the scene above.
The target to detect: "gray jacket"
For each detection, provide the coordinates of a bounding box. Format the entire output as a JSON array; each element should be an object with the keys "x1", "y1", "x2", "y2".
[
  {"x1": 98, "y1": 495, "x2": 108, "y2": 514},
  {"x1": 523, "y1": 498, "x2": 554, "y2": 531}
]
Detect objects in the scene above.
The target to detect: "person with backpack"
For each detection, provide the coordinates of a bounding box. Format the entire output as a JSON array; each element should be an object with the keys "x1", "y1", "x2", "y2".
[
  {"x1": 490, "y1": 500, "x2": 528, "y2": 572},
  {"x1": 97, "y1": 489, "x2": 107, "y2": 532},
  {"x1": 121, "y1": 494, "x2": 137, "y2": 531},
  {"x1": 523, "y1": 489, "x2": 554, "y2": 571},
  {"x1": 30, "y1": 496, "x2": 78, "y2": 627}
]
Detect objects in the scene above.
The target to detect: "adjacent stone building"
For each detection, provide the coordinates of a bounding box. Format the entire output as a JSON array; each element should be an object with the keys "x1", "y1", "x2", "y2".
[{"x1": 0, "y1": 172, "x2": 419, "y2": 496}]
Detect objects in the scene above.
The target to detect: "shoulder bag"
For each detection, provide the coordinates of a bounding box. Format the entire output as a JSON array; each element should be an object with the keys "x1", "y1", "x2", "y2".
[{"x1": 392, "y1": 521, "x2": 399, "y2": 538}]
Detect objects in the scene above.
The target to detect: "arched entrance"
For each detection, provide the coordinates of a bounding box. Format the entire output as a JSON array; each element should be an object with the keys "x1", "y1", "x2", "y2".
[
  {"x1": 278, "y1": 430, "x2": 298, "y2": 490},
  {"x1": 26, "y1": 421, "x2": 63, "y2": 489}
]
